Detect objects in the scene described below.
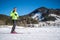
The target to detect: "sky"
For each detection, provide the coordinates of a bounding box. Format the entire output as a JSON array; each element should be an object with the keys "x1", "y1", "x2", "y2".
[{"x1": 0, "y1": 0, "x2": 60, "y2": 16}]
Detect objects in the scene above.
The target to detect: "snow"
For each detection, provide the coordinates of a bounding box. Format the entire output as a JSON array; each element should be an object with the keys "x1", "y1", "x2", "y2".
[
  {"x1": 32, "y1": 13, "x2": 42, "y2": 20},
  {"x1": 49, "y1": 14, "x2": 60, "y2": 22},
  {"x1": 0, "y1": 26, "x2": 60, "y2": 40}
]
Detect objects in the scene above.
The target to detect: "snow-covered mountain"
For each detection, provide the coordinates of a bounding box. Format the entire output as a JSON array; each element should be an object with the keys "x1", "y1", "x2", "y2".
[
  {"x1": 30, "y1": 13, "x2": 60, "y2": 27},
  {"x1": 41, "y1": 14, "x2": 60, "y2": 26}
]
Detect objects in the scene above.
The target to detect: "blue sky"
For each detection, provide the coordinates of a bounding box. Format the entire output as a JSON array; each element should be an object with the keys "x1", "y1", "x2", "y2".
[{"x1": 0, "y1": 0, "x2": 60, "y2": 16}]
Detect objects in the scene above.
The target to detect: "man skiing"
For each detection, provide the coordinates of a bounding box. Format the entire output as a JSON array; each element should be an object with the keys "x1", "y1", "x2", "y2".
[{"x1": 10, "y1": 7, "x2": 19, "y2": 33}]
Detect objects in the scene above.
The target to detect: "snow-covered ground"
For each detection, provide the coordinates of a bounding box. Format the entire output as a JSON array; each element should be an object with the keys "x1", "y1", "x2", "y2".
[{"x1": 0, "y1": 26, "x2": 60, "y2": 40}]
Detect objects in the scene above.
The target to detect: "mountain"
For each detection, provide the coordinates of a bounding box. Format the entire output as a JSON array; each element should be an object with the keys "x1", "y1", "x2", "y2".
[
  {"x1": 0, "y1": 7, "x2": 60, "y2": 26},
  {"x1": 24, "y1": 7, "x2": 60, "y2": 22}
]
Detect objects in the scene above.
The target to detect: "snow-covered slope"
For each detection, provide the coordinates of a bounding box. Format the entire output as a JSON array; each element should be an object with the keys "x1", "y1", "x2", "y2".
[
  {"x1": 0, "y1": 26, "x2": 60, "y2": 40},
  {"x1": 32, "y1": 12, "x2": 43, "y2": 21},
  {"x1": 32, "y1": 13, "x2": 40, "y2": 20},
  {"x1": 33, "y1": 14, "x2": 60, "y2": 27},
  {"x1": 49, "y1": 14, "x2": 60, "y2": 22}
]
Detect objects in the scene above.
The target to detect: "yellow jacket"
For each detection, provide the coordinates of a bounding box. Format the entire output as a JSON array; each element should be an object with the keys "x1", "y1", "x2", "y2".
[{"x1": 10, "y1": 11, "x2": 19, "y2": 20}]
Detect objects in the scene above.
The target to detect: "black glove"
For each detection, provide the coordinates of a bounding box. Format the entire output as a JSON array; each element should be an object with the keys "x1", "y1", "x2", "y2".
[{"x1": 15, "y1": 14, "x2": 17, "y2": 16}]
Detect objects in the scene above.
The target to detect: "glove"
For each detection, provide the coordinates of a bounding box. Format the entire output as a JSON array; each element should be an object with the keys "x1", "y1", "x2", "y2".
[{"x1": 15, "y1": 14, "x2": 17, "y2": 16}]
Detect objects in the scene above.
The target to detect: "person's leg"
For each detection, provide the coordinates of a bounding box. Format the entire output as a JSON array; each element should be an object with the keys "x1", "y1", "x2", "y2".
[{"x1": 11, "y1": 20, "x2": 16, "y2": 33}]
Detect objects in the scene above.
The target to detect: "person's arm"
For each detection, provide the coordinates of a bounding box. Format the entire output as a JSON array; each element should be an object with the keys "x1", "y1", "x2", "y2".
[
  {"x1": 10, "y1": 11, "x2": 13, "y2": 19},
  {"x1": 15, "y1": 12, "x2": 19, "y2": 18},
  {"x1": 15, "y1": 12, "x2": 19, "y2": 20},
  {"x1": 10, "y1": 11, "x2": 13, "y2": 17}
]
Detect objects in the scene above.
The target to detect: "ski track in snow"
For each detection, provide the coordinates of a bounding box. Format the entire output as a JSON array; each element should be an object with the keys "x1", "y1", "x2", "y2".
[{"x1": 0, "y1": 26, "x2": 60, "y2": 40}]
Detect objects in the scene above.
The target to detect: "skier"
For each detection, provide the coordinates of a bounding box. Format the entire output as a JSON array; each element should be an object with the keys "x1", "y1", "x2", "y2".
[{"x1": 10, "y1": 7, "x2": 19, "y2": 33}]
